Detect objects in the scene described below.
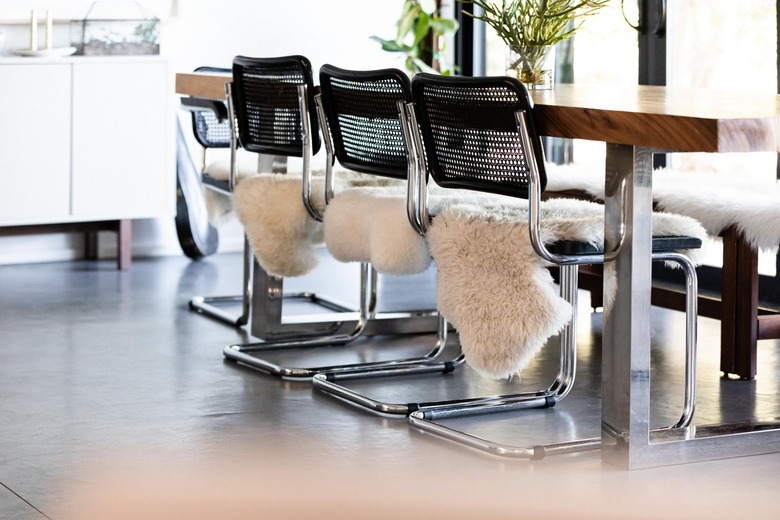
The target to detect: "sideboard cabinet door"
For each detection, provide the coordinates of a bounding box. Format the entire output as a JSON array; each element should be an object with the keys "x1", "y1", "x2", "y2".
[
  {"x1": 70, "y1": 61, "x2": 171, "y2": 219},
  {"x1": 0, "y1": 64, "x2": 72, "y2": 225}
]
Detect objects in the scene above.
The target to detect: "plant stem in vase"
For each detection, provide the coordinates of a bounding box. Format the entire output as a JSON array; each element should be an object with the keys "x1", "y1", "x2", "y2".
[
  {"x1": 506, "y1": 44, "x2": 555, "y2": 89},
  {"x1": 465, "y1": 0, "x2": 609, "y2": 88}
]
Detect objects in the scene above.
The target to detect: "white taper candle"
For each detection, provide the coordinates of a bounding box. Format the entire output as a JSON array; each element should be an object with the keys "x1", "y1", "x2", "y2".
[
  {"x1": 46, "y1": 10, "x2": 52, "y2": 50},
  {"x1": 30, "y1": 9, "x2": 37, "y2": 51}
]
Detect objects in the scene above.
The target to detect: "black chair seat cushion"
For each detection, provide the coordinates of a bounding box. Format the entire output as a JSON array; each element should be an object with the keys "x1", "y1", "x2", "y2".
[{"x1": 549, "y1": 235, "x2": 702, "y2": 256}]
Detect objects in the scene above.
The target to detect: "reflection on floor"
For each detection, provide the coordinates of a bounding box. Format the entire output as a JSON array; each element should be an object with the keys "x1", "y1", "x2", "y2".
[{"x1": 1, "y1": 251, "x2": 779, "y2": 519}]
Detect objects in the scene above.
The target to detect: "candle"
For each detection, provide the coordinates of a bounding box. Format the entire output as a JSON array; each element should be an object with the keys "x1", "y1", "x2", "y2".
[
  {"x1": 45, "y1": 10, "x2": 52, "y2": 50},
  {"x1": 30, "y1": 9, "x2": 37, "y2": 51}
]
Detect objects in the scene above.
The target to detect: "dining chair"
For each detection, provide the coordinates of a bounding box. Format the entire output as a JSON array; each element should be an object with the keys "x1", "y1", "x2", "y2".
[
  {"x1": 207, "y1": 55, "x2": 398, "y2": 364},
  {"x1": 316, "y1": 72, "x2": 703, "y2": 459},
  {"x1": 224, "y1": 63, "x2": 446, "y2": 379},
  {"x1": 408, "y1": 73, "x2": 705, "y2": 457},
  {"x1": 179, "y1": 66, "x2": 251, "y2": 327}
]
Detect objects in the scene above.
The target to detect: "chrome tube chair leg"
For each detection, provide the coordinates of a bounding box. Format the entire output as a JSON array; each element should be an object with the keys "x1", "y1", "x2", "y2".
[
  {"x1": 179, "y1": 79, "x2": 251, "y2": 329},
  {"x1": 312, "y1": 315, "x2": 464, "y2": 416},
  {"x1": 189, "y1": 236, "x2": 253, "y2": 327},
  {"x1": 408, "y1": 254, "x2": 698, "y2": 459},
  {"x1": 312, "y1": 266, "x2": 583, "y2": 418},
  {"x1": 224, "y1": 262, "x2": 445, "y2": 380},
  {"x1": 312, "y1": 264, "x2": 581, "y2": 421}
]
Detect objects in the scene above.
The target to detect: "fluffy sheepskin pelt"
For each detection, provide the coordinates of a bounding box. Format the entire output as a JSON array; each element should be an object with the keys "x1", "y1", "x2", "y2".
[
  {"x1": 202, "y1": 158, "x2": 264, "y2": 227},
  {"x1": 428, "y1": 203, "x2": 572, "y2": 380},
  {"x1": 545, "y1": 163, "x2": 780, "y2": 252},
  {"x1": 233, "y1": 173, "x2": 326, "y2": 278},
  {"x1": 428, "y1": 197, "x2": 707, "y2": 380},
  {"x1": 652, "y1": 169, "x2": 780, "y2": 251},
  {"x1": 233, "y1": 171, "x2": 405, "y2": 278},
  {"x1": 322, "y1": 183, "x2": 513, "y2": 275},
  {"x1": 324, "y1": 186, "x2": 431, "y2": 275}
]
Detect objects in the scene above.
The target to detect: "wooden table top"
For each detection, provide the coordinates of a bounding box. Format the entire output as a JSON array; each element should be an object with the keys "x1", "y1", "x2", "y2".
[
  {"x1": 530, "y1": 84, "x2": 780, "y2": 153},
  {"x1": 175, "y1": 72, "x2": 780, "y2": 154}
]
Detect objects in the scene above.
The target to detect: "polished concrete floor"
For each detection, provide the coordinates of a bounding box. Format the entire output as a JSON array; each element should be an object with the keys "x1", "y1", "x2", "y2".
[{"x1": 2, "y1": 250, "x2": 780, "y2": 519}]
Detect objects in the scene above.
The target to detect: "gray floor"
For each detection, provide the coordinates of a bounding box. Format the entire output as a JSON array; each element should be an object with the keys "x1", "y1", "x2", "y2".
[{"x1": 2, "y1": 250, "x2": 780, "y2": 519}]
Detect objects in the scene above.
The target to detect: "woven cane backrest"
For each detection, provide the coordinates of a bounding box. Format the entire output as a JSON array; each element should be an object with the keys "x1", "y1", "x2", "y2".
[
  {"x1": 232, "y1": 55, "x2": 321, "y2": 157},
  {"x1": 319, "y1": 65, "x2": 412, "y2": 180},
  {"x1": 411, "y1": 73, "x2": 547, "y2": 198},
  {"x1": 190, "y1": 66, "x2": 232, "y2": 149}
]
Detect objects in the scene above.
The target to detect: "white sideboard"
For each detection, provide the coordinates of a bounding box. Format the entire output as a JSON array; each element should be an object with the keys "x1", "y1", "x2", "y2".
[{"x1": 0, "y1": 56, "x2": 175, "y2": 268}]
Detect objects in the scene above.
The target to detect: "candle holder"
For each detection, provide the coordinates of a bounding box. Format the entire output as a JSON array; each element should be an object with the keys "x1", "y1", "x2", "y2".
[{"x1": 10, "y1": 8, "x2": 76, "y2": 57}]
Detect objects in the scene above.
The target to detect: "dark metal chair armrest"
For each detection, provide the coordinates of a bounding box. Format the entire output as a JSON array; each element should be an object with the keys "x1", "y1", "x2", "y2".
[{"x1": 180, "y1": 97, "x2": 228, "y2": 123}]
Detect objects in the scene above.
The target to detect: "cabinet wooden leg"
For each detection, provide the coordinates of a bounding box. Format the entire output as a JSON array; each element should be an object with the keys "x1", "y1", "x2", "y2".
[
  {"x1": 84, "y1": 231, "x2": 99, "y2": 260},
  {"x1": 117, "y1": 219, "x2": 132, "y2": 271}
]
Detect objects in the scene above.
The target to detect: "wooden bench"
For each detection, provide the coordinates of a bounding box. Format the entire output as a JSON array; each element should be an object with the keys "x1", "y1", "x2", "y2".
[{"x1": 574, "y1": 226, "x2": 780, "y2": 380}]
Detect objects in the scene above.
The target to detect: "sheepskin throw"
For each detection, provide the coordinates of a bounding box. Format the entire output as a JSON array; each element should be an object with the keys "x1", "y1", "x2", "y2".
[
  {"x1": 323, "y1": 185, "x2": 523, "y2": 275},
  {"x1": 233, "y1": 171, "x2": 406, "y2": 278},
  {"x1": 233, "y1": 173, "x2": 325, "y2": 278},
  {"x1": 427, "y1": 198, "x2": 707, "y2": 380},
  {"x1": 202, "y1": 157, "x2": 266, "y2": 227},
  {"x1": 546, "y1": 164, "x2": 780, "y2": 251},
  {"x1": 324, "y1": 187, "x2": 431, "y2": 275}
]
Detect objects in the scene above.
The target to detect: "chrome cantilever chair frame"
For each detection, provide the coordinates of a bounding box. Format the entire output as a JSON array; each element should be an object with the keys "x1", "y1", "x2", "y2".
[
  {"x1": 220, "y1": 56, "x2": 364, "y2": 373},
  {"x1": 313, "y1": 97, "x2": 587, "y2": 419},
  {"x1": 316, "y1": 73, "x2": 699, "y2": 460},
  {"x1": 312, "y1": 135, "x2": 584, "y2": 419},
  {"x1": 404, "y1": 74, "x2": 699, "y2": 459},
  {"x1": 179, "y1": 66, "x2": 252, "y2": 327},
  {"x1": 181, "y1": 66, "x2": 343, "y2": 329},
  {"x1": 223, "y1": 60, "x2": 440, "y2": 379}
]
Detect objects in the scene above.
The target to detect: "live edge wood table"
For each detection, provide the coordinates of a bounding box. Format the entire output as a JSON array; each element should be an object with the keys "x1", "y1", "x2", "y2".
[
  {"x1": 539, "y1": 87, "x2": 779, "y2": 381},
  {"x1": 178, "y1": 71, "x2": 780, "y2": 468},
  {"x1": 528, "y1": 83, "x2": 780, "y2": 468}
]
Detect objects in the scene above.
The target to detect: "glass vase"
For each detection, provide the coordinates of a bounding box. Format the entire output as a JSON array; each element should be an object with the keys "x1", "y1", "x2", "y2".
[{"x1": 506, "y1": 45, "x2": 555, "y2": 90}]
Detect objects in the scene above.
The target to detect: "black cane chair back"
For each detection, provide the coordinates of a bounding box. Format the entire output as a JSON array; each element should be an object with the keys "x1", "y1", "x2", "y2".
[
  {"x1": 318, "y1": 64, "x2": 412, "y2": 180},
  {"x1": 410, "y1": 73, "x2": 701, "y2": 255},
  {"x1": 232, "y1": 55, "x2": 321, "y2": 157},
  {"x1": 411, "y1": 73, "x2": 547, "y2": 199},
  {"x1": 188, "y1": 66, "x2": 232, "y2": 149}
]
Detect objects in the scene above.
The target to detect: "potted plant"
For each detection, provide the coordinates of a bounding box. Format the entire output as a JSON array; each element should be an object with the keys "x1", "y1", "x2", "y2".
[
  {"x1": 372, "y1": 0, "x2": 460, "y2": 75},
  {"x1": 464, "y1": 0, "x2": 608, "y2": 88}
]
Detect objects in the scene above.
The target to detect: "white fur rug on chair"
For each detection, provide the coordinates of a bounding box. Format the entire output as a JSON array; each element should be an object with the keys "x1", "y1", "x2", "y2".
[
  {"x1": 324, "y1": 186, "x2": 431, "y2": 275},
  {"x1": 233, "y1": 173, "x2": 325, "y2": 278},
  {"x1": 202, "y1": 156, "x2": 266, "y2": 227},
  {"x1": 323, "y1": 185, "x2": 521, "y2": 275},
  {"x1": 233, "y1": 172, "x2": 406, "y2": 278},
  {"x1": 428, "y1": 197, "x2": 706, "y2": 380}
]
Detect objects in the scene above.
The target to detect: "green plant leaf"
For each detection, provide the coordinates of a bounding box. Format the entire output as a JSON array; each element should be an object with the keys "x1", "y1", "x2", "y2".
[
  {"x1": 375, "y1": 0, "x2": 462, "y2": 75},
  {"x1": 409, "y1": 56, "x2": 440, "y2": 74},
  {"x1": 369, "y1": 35, "x2": 412, "y2": 53},
  {"x1": 397, "y1": 1, "x2": 421, "y2": 42},
  {"x1": 412, "y1": 11, "x2": 431, "y2": 46},
  {"x1": 429, "y1": 17, "x2": 460, "y2": 34}
]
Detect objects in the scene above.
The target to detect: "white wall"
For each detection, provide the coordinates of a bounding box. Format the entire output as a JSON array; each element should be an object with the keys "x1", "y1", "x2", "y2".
[{"x1": 0, "y1": 0, "x2": 404, "y2": 263}]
